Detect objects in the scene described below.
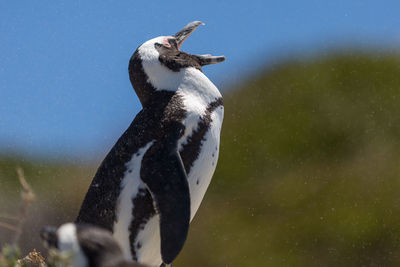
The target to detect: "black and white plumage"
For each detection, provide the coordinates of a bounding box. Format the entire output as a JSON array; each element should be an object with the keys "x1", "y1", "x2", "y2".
[
  {"x1": 76, "y1": 21, "x2": 225, "y2": 266},
  {"x1": 40, "y1": 223, "x2": 148, "y2": 267}
]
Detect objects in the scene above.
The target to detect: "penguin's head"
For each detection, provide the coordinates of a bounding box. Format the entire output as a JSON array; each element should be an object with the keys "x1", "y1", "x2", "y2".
[
  {"x1": 41, "y1": 223, "x2": 89, "y2": 266},
  {"x1": 129, "y1": 21, "x2": 225, "y2": 106},
  {"x1": 41, "y1": 223, "x2": 130, "y2": 267}
]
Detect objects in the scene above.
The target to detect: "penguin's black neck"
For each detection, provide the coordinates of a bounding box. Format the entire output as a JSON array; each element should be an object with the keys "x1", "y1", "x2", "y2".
[{"x1": 128, "y1": 50, "x2": 156, "y2": 107}]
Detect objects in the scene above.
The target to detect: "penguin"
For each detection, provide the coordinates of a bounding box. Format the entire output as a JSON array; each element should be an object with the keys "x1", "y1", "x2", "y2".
[
  {"x1": 40, "y1": 223, "x2": 149, "y2": 267},
  {"x1": 76, "y1": 21, "x2": 225, "y2": 267}
]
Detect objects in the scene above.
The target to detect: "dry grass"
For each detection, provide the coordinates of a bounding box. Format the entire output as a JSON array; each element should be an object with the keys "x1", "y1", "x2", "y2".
[{"x1": 0, "y1": 168, "x2": 49, "y2": 267}]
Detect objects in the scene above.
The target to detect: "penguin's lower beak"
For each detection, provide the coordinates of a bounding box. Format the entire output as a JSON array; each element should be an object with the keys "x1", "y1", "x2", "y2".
[
  {"x1": 193, "y1": 54, "x2": 226, "y2": 66},
  {"x1": 174, "y1": 21, "x2": 226, "y2": 66},
  {"x1": 40, "y1": 226, "x2": 58, "y2": 248}
]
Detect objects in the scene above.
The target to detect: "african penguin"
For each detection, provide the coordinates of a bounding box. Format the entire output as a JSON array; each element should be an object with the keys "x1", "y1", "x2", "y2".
[
  {"x1": 76, "y1": 21, "x2": 225, "y2": 266},
  {"x1": 40, "y1": 223, "x2": 149, "y2": 267}
]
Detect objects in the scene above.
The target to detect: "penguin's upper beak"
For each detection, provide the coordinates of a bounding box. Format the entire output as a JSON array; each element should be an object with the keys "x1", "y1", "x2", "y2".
[
  {"x1": 174, "y1": 21, "x2": 204, "y2": 49},
  {"x1": 173, "y1": 21, "x2": 226, "y2": 66},
  {"x1": 40, "y1": 226, "x2": 58, "y2": 248}
]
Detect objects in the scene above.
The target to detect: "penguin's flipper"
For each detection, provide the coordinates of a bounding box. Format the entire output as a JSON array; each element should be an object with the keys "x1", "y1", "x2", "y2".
[{"x1": 140, "y1": 123, "x2": 190, "y2": 264}]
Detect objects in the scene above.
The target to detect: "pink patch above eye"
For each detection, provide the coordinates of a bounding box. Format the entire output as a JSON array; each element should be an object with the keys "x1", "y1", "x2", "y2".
[{"x1": 163, "y1": 38, "x2": 171, "y2": 48}]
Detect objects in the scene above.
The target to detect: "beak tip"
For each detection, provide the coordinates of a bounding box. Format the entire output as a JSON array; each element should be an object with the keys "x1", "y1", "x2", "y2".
[
  {"x1": 192, "y1": 21, "x2": 205, "y2": 26},
  {"x1": 174, "y1": 21, "x2": 205, "y2": 44},
  {"x1": 218, "y1": 57, "x2": 226, "y2": 64}
]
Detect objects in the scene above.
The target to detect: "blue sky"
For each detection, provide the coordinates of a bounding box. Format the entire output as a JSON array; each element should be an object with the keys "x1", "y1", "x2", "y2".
[{"x1": 1, "y1": 0, "x2": 400, "y2": 161}]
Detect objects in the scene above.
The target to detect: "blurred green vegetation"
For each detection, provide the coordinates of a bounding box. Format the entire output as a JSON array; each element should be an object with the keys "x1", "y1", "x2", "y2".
[
  {"x1": 177, "y1": 52, "x2": 400, "y2": 267},
  {"x1": 2, "y1": 52, "x2": 400, "y2": 266}
]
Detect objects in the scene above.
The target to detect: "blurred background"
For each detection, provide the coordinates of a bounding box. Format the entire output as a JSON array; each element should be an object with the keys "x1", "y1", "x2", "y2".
[{"x1": 2, "y1": 1, "x2": 400, "y2": 266}]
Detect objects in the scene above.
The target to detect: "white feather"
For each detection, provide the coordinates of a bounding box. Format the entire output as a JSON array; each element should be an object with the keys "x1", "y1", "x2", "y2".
[
  {"x1": 134, "y1": 215, "x2": 162, "y2": 267},
  {"x1": 57, "y1": 223, "x2": 88, "y2": 267},
  {"x1": 113, "y1": 141, "x2": 154, "y2": 260},
  {"x1": 186, "y1": 107, "x2": 223, "y2": 219}
]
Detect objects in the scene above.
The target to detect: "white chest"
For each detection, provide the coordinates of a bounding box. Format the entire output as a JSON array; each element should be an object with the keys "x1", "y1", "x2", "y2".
[
  {"x1": 178, "y1": 92, "x2": 224, "y2": 220},
  {"x1": 188, "y1": 109, "x2": 223, "y2": 220},
  {"x1": 113, "y1": 141, "x2": 154, "y2": 260}
]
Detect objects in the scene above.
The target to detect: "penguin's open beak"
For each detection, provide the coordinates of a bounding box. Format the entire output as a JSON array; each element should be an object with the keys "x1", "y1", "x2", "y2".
[
  {"x1": 174, "y1": 21, "x2": 226, "y2": 66},
  {"x1": 40, "y1": 226, "x2": 58, "y2": 248}
]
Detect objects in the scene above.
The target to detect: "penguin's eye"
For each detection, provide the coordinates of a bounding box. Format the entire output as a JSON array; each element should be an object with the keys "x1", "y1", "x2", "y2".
[{"x1": 154, "y1": 39, "x2": 177, "y2": 50}]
